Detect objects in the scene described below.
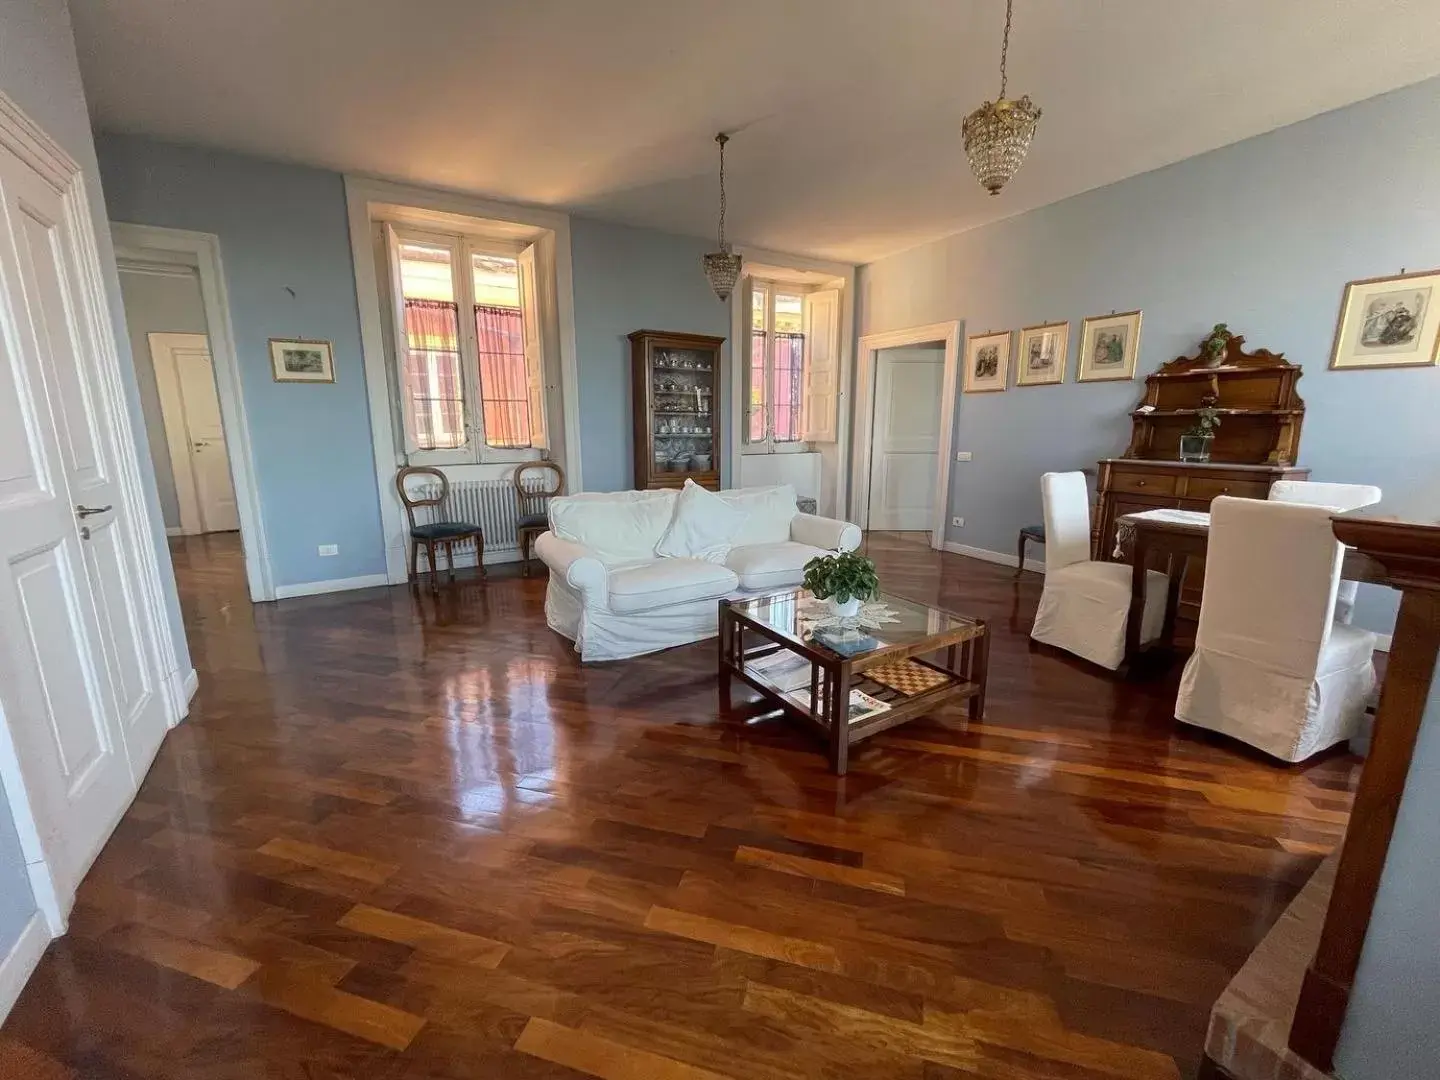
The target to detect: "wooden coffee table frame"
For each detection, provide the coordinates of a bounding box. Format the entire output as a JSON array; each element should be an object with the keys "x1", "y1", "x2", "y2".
[{"x1": 718, "y1": 593, "x2": 989, "y2": 775}]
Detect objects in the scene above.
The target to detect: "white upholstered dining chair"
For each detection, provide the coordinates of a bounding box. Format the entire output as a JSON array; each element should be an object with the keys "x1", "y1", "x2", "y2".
[
  {"x1": 1175, "y1": 497, "x2": 1377, "y2": 763},
  {"x1": 1030, "y1": 471, "x2": 1168, "y2": 670},
  {"x1": 1269, "y1": 480, "x2": 1382, "y2": 623}
]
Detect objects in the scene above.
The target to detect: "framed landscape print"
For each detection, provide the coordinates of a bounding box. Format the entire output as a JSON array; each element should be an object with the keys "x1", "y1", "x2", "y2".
[
  {"x1": 1016, "y1": 321, "x2": 1069, "y2": 386},
  {"x1": 963, "y1": 330, "x2": 1011, "y2": 393},
  {"x1": 1328, "y1": 269, "x2": 1440, "y2": 370},
  {"x1": 269, "y1": 337, "x2": 335, "y2": 383},
  {"x1": 1077, "y1": 311, "x2": 1142, "y2": 382}
]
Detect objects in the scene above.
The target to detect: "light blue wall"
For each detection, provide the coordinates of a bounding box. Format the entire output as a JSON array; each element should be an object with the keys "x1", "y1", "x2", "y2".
[
  {"x1": 857, "y1": 75, "x2": 1440, "y2": 636},
  {"x1": 96, "y1": 135, "x2": 385, "y2": 588},
  {"x1": 1335, "y1": 666, "x2": 1440, "y2": 1078},
  {"x1": 118, "y1": 268, "x2": 209, "y2": 530},
  {"x1": 571, "y1": 216, "x2": 732, "y2": 492}
]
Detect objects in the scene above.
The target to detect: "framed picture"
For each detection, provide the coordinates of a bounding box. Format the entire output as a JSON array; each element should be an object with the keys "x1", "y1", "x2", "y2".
[
  {"x1": 1015, "y1": 321, "x2": 1069, "y2": 386},
  {"x1": 1328, "y1": 268, "x2": 1440, "y2": 370},
  {"x1": 269, "y1": 338, "x2": 335, "y2": 383},
  {"x1": 1077, "y1": 311, "x2": 1142, "y2": 382},
  {"x1": 963, "y1": 330, "x2": 1011, "y2": 393}
]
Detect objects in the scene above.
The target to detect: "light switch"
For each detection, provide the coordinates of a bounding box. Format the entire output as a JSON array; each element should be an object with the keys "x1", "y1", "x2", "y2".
[
  {"x1": 955, "y1": 451, "x2": 973, "y2": 461},
  {"x1": 318, "y1": 544, "x2": 338, "y2": 556}
]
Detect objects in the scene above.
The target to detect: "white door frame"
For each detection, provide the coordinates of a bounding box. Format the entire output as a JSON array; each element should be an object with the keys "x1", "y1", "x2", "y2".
[
  {"x1": 0, "y1": 94, "x2": 185, "y2": 934},
  {"x1": 849, "y1": 322, "x2": 961, "y2": 549},
  {"x1": 147, "y1": 331, "x2": 237, "y2": 535},
  {"x1": 113, "y1": 223, "x2": 273, "y2": 601}
]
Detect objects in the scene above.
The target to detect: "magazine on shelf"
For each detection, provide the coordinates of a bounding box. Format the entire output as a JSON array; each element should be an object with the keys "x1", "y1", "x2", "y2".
[
  {"x1": 811, "y1": 626, "x2": 883, "y2": 657},
  {"x1": 784, "y1": 686, "x2": 892, "y2": 725},
  {"x1": 744, "y1": 649, "x2": 812, "y2": 693}
]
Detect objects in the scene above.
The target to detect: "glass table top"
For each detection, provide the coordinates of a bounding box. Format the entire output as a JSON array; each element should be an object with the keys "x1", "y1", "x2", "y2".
[{"x1": 727, "y1": 589, "x2": 982, "y2": 661}]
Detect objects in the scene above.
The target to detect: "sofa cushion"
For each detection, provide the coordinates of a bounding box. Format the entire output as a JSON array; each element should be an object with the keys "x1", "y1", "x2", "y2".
[
  {"x1": 716, "y1": 484, "x2": 798, "y2": 547},
  {"x1": 606, "y1": 558, "x2": 739, "y2": 615},
  {"x1": 655, "y1": 480, "x2": 749, "y2": 563},
  {"x1": 549, "y1": 489, "x2": 677, "y2": 566},
  {"x1": 725, "y1": 541, "x2": 828, "y2": 591}
]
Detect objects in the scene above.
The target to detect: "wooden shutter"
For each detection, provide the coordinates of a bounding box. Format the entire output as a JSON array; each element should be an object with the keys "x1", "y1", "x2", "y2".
[
  {"x1": 801, "y1": 287, "x2": 840, "y2": 442},
  {"x1": 518, "y1": 241, "x2": 548, "y2": 450},
  {"x1": 742, "y1": 277, "x2": 761, "y2": 443},
  {"x1": 384, "y1": 223, "x2": 422, "y2": 456}
]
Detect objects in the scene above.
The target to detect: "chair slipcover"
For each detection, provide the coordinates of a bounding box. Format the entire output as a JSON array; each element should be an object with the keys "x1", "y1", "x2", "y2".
[
  {"x1": 1268, "y1": 481, "x2": 1382, "y2": 624},
  {"x1": 1031, "y1": 471, "x2": 1167, "y2": 670},
  {"x1": 1176, "y1": 497, "x2": 1377, "y2": 763}
]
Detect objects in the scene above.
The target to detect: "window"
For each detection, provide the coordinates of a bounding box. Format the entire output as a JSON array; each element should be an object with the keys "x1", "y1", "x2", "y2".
[
  {"x1": 744, "y1": 280, "x2": 841, "y2": 451},
  {"x1": 387, "y1": 225, "x2": 547, "y2": 462}
]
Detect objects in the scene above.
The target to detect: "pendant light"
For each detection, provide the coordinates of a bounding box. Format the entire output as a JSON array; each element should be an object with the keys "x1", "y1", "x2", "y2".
[
  {"x1": 961, "y1": 0, "x2": 1042, "y2": 196},
  {"x1": 701, "y1": 132, "x2": 742, "y2": 301}
]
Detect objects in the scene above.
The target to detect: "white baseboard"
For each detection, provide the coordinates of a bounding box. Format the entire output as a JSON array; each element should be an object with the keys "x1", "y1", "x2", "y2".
[
  {"x1": 165, "y1": 525, "x2": 184, "y2": 537},
  {"x1": 273, "y1": 572, "x2": 391, "y2": 599},
  {"x1": 1373, "y1": 633, "x2": 1392, "y2": 654},
  {"x1": 415, "y1": 546, "x2": 522, "y2": 573},
  {"x1": 0, "y1": 913, "x2": 49, "y2": 1021},
  {"x1": 943, "y1": 541, "x2": 1046, "y2": 575}
]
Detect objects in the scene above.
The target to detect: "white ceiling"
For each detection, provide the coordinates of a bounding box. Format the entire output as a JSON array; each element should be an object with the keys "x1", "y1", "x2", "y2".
[{"x1": 69, "y1": 0, "x2": 1440, "y2": 265}]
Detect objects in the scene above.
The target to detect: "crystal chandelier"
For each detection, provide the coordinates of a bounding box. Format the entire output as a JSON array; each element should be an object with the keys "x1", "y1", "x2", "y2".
[
  {"x1": 701, "y1": 132, "x2": 741, "y2": 301},
  {"x1": 962, "y1": 0, "x2": 1041, "y2": 196}
]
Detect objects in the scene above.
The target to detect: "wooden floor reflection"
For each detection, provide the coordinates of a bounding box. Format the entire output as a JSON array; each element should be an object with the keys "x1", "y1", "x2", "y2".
[{"x1": 0, "y1": 530, "x2": 1359, "y2": 1078}]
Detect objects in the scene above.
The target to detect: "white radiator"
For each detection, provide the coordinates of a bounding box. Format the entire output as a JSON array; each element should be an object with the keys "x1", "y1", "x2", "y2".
[{"x1": 415, "y1": 477, "x2": 545, "y2": 560}]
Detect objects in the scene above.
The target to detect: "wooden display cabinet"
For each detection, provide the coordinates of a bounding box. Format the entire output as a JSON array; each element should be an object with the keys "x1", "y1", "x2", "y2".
[
  {"x1": 1095, "y1": 333, "x2": 1309, "y2": 619},
  {"x1": 629, "y1": 329, "x2": 724, "y2": 491}
]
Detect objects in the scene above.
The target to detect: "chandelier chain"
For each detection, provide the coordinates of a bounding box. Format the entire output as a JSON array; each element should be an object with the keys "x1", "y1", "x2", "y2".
[
  {"x1": 717, "y1": 135, "x2": 727, "y2": 248},
  {"x1": 999, "y1": 0, "x2": 1013, "y2": 99}
]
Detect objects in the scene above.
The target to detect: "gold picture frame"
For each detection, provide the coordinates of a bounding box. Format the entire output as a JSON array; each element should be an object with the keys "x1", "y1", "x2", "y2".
[
  {"x1": 963, "y1": 330, "x2": 1011, "y2": 393},
  {"x1": 1077, "y1": 310, "x2": 1142, "y2": 383},
  {"x1": 1328, "y1": 268, "x2": 1440, "y2": 371},
  {"x1": 269, "y1": 337, "x2": 335, "y2": 383},
  {"x1": 1015, "y1": 321, "x2": 1069, "y2": 387}
]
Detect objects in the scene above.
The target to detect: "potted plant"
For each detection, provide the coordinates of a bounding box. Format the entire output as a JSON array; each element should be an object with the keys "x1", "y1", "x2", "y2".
[
  {"x1": 1180, "y1": 399, "x2": 1221, "y2": 462},
  {"x1": 802, "y1": 551, "x2": 879, "y2": 618},
  {"x1": 1201, "y1": 323, "x2": 1232, "y2": 368}
]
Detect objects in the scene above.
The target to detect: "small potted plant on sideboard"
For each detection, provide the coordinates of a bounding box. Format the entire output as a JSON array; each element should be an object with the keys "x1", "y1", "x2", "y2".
[
  {"x1": 1180, "y1": 396, "x2": 1222, "y2": 462},
  {"x1": 802, "y1": 551, "x2": 879, "y2": 618}
]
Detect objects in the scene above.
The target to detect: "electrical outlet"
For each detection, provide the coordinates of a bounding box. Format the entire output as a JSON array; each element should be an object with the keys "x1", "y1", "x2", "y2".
[
  {"x1": 955, "y1": 451, "x2": 973, "y2": 461},
  {"x1": 318, "y1": 544, "x2": 338, "y2": 557},
  {"x1": 952, "y1": 516, "x2": 965, "y2": 528}
]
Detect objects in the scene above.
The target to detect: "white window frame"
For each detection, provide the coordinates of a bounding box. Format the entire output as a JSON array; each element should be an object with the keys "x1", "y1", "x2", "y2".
[
  {"x1": 743, "y1": 278, "x2": 811, "y2": 455},
  {"x1": 388, "y1": 224, "x2": 541, "y2": 466}
]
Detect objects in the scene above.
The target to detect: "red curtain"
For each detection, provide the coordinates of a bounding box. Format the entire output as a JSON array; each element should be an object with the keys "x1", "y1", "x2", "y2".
[
  {"x1": 475, "y1": 304, "x2": 530, "y2": 449},
  {"x1": 403, "y1": 299, "x2": 464, "y2": 450}
]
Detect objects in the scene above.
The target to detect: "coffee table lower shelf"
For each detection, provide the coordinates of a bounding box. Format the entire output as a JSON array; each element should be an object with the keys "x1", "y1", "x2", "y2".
[{"x1": 718, "y1": 599, "x2": 989, "y2": 774}]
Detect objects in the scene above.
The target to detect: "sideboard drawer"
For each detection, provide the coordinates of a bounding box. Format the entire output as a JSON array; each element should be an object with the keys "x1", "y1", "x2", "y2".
[
  {"x1": 1109, "y1": 471, "x2": 1178, "y2": 497},
  {"x1": 1183, "y1": 476, "x2": 1272, "y2": 502}
]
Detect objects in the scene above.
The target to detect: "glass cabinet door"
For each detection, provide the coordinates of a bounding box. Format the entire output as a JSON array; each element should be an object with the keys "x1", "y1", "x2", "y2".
[{"x1": 650, "y1": 345, "x2": 716, "y2": 479}]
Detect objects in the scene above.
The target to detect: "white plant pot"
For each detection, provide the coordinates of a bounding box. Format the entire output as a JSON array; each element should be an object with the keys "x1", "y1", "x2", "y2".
[{"x1": 827, "y1": 596, "x2": 861, "y2": 618}]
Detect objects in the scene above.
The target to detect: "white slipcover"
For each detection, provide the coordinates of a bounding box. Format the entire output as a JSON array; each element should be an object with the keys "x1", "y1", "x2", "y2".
[
  {"x1": 1268, "y1": 480, "x2": 1382, "y2": 624},
  {"x1": 536, "y1": 485, "x2": 861, "y2": 661},
  {"x1": 1030, "y1": 471, "x2": 1168, "y2": 670},
  {"x1": 1175, "y1": 497, "x2": 1377, "y2": 763}
]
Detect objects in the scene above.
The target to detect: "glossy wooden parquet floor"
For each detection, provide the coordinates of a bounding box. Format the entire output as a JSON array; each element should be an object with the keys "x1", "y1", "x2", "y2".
[{"x1": 0, "y1": 531, "x2": 1361, "y2": 1079}]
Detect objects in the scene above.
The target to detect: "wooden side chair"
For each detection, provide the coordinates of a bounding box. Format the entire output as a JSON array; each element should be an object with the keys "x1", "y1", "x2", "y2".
[
  {"x1": 513, "y1": 460, "x2": 565, "y2": 576},
  {"x1": 396, "y1": 466, "x2": 485, "y2": 591},
  {"x1": 1016, "y1": 523, "x2": 1045, "y2": 577}
]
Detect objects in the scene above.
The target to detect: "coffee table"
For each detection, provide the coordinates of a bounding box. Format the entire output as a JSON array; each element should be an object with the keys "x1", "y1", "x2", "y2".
[{"x1": 718, "y1": 589, "x2": 988, "y2": 774}]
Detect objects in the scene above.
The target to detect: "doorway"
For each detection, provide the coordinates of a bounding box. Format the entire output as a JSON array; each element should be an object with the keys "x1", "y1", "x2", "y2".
[
  {"x1": 850, "y1": 322, "x2": 962, "y2": 549},
  {"x1": 866, "y1": 345, "x2": 945, "y2": 531},
  {"x1": 112, "y1": 225, "x2": 272, "y2": 601}
]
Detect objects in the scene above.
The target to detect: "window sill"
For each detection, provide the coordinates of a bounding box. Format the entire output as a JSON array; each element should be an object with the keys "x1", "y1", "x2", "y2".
[{"x1": 741, "y1": 443, "x2": 813, "y2": 456}]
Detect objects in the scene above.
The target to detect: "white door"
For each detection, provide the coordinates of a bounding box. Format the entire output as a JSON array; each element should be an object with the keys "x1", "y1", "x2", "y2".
[
  {"x1": 149, "y1": 332, "x2": 239, "y2": 534},
  {"x1": 0, "y1": 124, "x2": 167, "y2": 910},
  {"x1": 867, "y1": 347, "x2": 945, "y2": 531}
]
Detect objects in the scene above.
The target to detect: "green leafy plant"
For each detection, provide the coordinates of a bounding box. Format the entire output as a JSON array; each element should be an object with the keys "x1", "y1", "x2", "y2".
[
  {"x1": 1201, "y1": 322, "x2": 1232, "y2": 365},
  {"x1": 1187, "y1": 394, "x2": 1223, "y2": 438},
  {"x1": 802, "y1": 551, "x2": 880, "y2": 604}
]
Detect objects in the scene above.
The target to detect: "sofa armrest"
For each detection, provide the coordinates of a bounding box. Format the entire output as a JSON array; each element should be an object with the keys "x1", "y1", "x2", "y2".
[
  {"x1": 534, "y1": 531, "x2": 608, "y2": 606},
  {"x1": 790, "y1": 512, "x2": 862, "y2": 553}
]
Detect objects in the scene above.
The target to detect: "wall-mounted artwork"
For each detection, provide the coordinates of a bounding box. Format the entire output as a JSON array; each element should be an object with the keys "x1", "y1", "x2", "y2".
[
  {"x1": 1329, "y1": 268, "x2": 1440, "y2": 370},
  {"x1": 269, "y1": 338, "x2": 335, "y2": 383},
  {"x1": 963, "y1": 330, "x2": 1011, "y2": 393},
  {"x1": 1016, "y1": 321, "x2": 1069, "y2": 386},
  {"x1": 1077, "y1": 311, "x2": 1142, "y2": 382}
]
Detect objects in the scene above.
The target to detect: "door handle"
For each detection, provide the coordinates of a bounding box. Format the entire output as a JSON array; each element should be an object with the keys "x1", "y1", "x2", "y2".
[
  {"x1": 75, "y1": 504, "x2": 112, "y2": 518},
  {"x1": 192, "y1": 441, "x2": 209, "y2": 449}
]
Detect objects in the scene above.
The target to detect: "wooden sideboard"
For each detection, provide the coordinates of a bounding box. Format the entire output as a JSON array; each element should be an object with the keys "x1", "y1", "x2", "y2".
[{"x1": 1095, "y1": 332, "x2": 1309, "y2": 617}]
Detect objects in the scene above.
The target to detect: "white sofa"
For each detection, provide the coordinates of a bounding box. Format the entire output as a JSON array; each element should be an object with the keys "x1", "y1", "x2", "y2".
[{"x1": 534, "y1": 484, "x2": 861, "y2": 661}]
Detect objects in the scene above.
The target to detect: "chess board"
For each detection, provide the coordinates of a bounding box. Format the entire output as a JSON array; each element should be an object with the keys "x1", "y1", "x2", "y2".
[{"x1": 865, "y1": 659, "x2": 950, "y2": 697}]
